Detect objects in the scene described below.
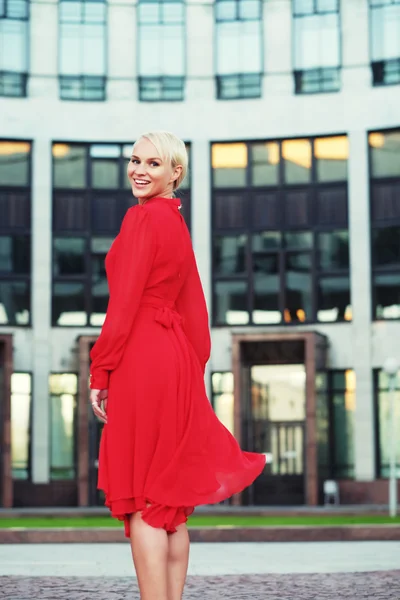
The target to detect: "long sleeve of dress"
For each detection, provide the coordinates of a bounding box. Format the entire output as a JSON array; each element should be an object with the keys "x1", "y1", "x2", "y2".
[
  {"x1": 89, "y1": 205, "x2": 156, "y2": 390},
  {"x1": 175, "y1": 254, "x2": 211, "y2": 374}
]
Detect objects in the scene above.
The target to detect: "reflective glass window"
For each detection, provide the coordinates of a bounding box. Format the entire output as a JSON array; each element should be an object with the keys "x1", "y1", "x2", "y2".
[
  {"x1": 53, "y1": 144, "x2": 86, "y2": 188},
  {"x1": 315, "y1": 136, "x2": 348, "y2": 182},
  {"x1": 369, "y1": 131, "x2": 400, "y2": 178},
  {"x1": 0, "y1": 280, "x2": 29, "y2": 325},
  {"x1": 212, "y1": 143, "x2": 247, "y2": 187},
  {"x1": 214, "y1": 280, "x2": 249, "y2": 325},
  {"x1": 213, "y1": 235, "x2": 247, "y2": 275},
  {"x1": 52, "y1": 281, "x2": 86, "y2": 326},
  {"x1": 0, "y1": 141, "x2": 30, "y2": 185},
  {"x1": 11, "y1": 372, "x2": 31, "y2": 479},
  {"x1": 282, "y1": 139, "x2": 312, "y2": 184},
  {"x1": 49, "y1": 373, "x2": 77, "y2": 480},
  {"x1": 53, "y1": 238, "x2": 86, "y2": 276}
]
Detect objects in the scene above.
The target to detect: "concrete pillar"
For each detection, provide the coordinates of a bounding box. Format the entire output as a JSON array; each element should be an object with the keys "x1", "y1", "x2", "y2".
[
  {"x1": 31, "y1": 138, "x2": 52, "y2": 483},
  {"x1": 191, "y1": 139, "x2": 212, "y2": 396},
  {"x1": 348, "y1": 129, "x2": 375, "y2": 481}
]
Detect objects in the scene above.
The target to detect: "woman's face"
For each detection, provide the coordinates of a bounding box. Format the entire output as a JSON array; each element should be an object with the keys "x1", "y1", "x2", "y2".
[{"x1": 127, "y1": 138, "x2": 181, "y2": 202}]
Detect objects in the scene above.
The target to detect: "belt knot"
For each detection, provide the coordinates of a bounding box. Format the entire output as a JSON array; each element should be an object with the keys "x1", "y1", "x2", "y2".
[{"x1": 155, "y1": 306, "x2": 182, "y2": 329}]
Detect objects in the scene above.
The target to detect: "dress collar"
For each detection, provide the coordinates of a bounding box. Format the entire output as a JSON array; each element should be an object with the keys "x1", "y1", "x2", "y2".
[{"x1": 144, "y1": 196, "x2": 182, "y2": 209}]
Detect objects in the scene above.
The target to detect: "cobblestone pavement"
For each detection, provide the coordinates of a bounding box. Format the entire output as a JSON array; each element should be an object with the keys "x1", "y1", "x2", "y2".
[{"x1": 1, "y1": 572, "x2": 400, "y2": 600}]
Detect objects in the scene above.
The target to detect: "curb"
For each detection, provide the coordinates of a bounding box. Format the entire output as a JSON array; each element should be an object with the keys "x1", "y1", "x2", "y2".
[{"x1": 1, "y1": 524, "x2": 400, "y2": 544}]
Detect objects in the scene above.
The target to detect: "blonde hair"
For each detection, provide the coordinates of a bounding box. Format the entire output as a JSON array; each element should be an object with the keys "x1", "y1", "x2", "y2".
[{"x1": 134, "y1": 131, "x2": 188, "y2": 191}]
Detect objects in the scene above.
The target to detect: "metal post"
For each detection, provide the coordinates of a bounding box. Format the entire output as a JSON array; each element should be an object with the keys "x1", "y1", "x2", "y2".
[{"x1": 388, "y1": 373, "x2": 397, "y2": 518}]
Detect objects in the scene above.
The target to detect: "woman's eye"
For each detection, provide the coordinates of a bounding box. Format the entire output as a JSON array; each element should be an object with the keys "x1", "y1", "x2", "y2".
[{"x1": 151, "y1": 162, "x2": 160, "y2": 167}]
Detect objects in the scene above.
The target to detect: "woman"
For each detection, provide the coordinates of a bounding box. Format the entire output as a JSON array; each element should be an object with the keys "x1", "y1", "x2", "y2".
[{"x1": 89, "y1": 131, "x2": 266, "y2": 600}]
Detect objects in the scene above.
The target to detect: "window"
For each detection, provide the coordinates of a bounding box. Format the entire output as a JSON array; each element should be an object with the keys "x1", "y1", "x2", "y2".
[
  {"x1": 215, "y1": 0, "x2": 262, "y2": 100},
  {"x1": 138, "y1": 0, "x2": 185, "y2": 101},
  {"x1": 316, "y1": 370, "x2": 355, "y2": 480},
  {"x1": 370, "y1": 0, "x2": 400, "y2": 86},
  {"x1": 292, "y1": 0, "x2": 341, "y2": 94},
  {"x1": 52, "y1": 142, "x2": 192, "y2": 326},
  {"x1": 0, "y1": 0, "x2": 29, "y2": 97},
  {"x1": 49, "y1": 373, "x2": 77, "y2": 480},
  {"x1": 59, "y1": 0, "x2": 107, "y2": 101},
  {"x1": 369, "y1": 129, "x2": 400, "y2": 320},
  {"x1": 211, "y1": 136, "x2": 350, "y2": 326},
  {"x1": 0, "y1": 140, "x2": 31, "y2": 326},
  {"x1": 11, "y1": 372, "x2": 31, "y2": 479},
  {"x1": 374, "y1": 369, "x2": 400, "y2": 477},
  {"x1": 211, "y1": 371, "x2": 234, "y2": 434}
]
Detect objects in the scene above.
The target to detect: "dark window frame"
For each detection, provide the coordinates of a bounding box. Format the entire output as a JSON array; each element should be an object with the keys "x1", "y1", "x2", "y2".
[
  {"x1": 214, "y1": 0, "x2": 263, "y2": 100},
  {"x1": 216, "y1": 73, "x2": 262, "y2": 100},
  {"x1": 137, "y1": 0, "x2": 186, "y2": 103},
  {"x1": 210, "y1": 135, "x2": 350, "y2": 328},
  {"x1": 292, "y1": 0, "x2": 342, "y2": 95},
  {"x1": 138, "y1": 76, "x2": 185, "y2": 102},
  {"x1": 369, "y1": 128, "x2": 400, "y2": 322},
  {"x1": 292, "y1": 0, "x2": 340, "y2": 17},
  {"x1": 369, "y1": 0, "x2": 400, "y2": 86},
  {"x1": 58, "y1": 0, "x2": 108, "y2": 101},
  {"x1": 0, "y1": 0, "x2": 30, "y2": 98},
  {"x1": 0, "y1": 139, "x2": 32, "y2": 327}
]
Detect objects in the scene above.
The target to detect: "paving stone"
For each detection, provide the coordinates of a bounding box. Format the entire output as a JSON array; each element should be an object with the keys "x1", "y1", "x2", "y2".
[{"x1": 1, "y1": 572, "x2": 400, "y2": 600}]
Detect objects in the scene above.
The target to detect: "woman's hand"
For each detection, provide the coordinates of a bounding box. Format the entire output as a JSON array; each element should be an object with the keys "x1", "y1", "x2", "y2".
[{"x1": 90, "y1": 388, "x2": 108, "y2": 424}]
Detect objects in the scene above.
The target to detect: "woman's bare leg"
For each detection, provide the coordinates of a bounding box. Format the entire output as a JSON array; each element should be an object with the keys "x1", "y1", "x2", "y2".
[
  {"x1": 129, "y1": 512, "x2": 169, "y2": 600},
  {"x1": 167, "y1": 523, "x2": 190, "y2": 600}
]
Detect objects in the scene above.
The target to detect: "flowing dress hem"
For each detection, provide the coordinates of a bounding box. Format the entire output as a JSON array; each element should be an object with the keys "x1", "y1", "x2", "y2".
[{"x1": 100, "y1": 454, "x2": 266, "y2": 538}]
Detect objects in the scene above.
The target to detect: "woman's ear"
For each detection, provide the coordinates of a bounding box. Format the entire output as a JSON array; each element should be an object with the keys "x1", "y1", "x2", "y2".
[{"x1": 171, "y1": 164, "x2": 183, "y2": 183}]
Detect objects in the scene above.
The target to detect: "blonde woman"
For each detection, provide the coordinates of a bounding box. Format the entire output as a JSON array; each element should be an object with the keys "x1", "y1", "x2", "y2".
[{"x1": 89, "y1": 131, "x2": 265, "y2": 600}]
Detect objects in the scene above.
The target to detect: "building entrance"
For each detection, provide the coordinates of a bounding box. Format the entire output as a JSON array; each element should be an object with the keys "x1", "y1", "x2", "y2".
[{"x1": 232, "y1": 332, "x2": 327, "y2": 506}]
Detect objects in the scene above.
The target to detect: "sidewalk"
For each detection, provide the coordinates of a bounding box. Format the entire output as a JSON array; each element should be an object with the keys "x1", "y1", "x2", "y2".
[{"x1": 1, "y1": 541, "x2": 400, "y2": 599}]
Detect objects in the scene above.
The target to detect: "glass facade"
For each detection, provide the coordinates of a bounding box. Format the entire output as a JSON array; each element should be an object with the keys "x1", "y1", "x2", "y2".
[
  {"x1": 0, "y1": 140, "x2": 31, "y2": 326},
  {"x1": 58, "y1": 0, "x2": 107, "y2": 101},
  {"x1": 52, "y1": 142, "x2": 191, "y2": 326},
  {"x1": 0, "y1": 0, "x2": 29, "y2": 97},
  {"x1": 211, "y1": 371, "x2": 234, "y2": 434},
  {"x1": 316, "y1": 369, "x2": 356, "y2": 480},
  {"x1": 374, "y1": 369, "x2": 400, "y2": 477},
  {"x1": 370, "y1": 0, "x2": 400, "y2": 86},
  {"x1": 52, "y1": 142, "x2": 133, "y2": 326},
  {"x1": 49, "y1": 373, "x2": 77, "y2": 480},
  {"x1": 11, "y1": 372, "x2": 31, "y2": 479},
  {"x1": 211, "y1": 136, "x2": 350, "y2": 326},
  {"x1": 138, "y1": 0, "x2": 185, "y2": 101},
  {"x1": 370, "y1": 129, "x2": 400, "y2": 320},
  {"x1": 292, "y1": 0, "x2": 341, "y2": 94},
  {"x1": 215, "y1": 0, "x2": 263, "y2": 100}
]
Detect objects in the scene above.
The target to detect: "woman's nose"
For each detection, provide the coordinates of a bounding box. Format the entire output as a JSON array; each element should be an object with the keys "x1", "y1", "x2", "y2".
[{"x1": 134, "y1": 162, "x2": 146, "y2": 175}]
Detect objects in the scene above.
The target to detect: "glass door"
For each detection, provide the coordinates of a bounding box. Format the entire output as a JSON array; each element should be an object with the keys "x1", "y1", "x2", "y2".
[{"x1": 243, "y1": 364, "x2": 306, "y2": 505}]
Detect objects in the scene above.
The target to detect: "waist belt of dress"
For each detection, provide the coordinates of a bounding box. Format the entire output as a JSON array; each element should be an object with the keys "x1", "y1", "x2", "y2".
[{"x1": 141, "y1": 295, "x2": 183, "y2": 330}]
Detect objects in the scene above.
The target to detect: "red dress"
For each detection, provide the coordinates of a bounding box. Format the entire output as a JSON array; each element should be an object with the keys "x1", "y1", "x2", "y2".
[{"x1": 90, "y1": 196, "x2": 266, "y2": 537}]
